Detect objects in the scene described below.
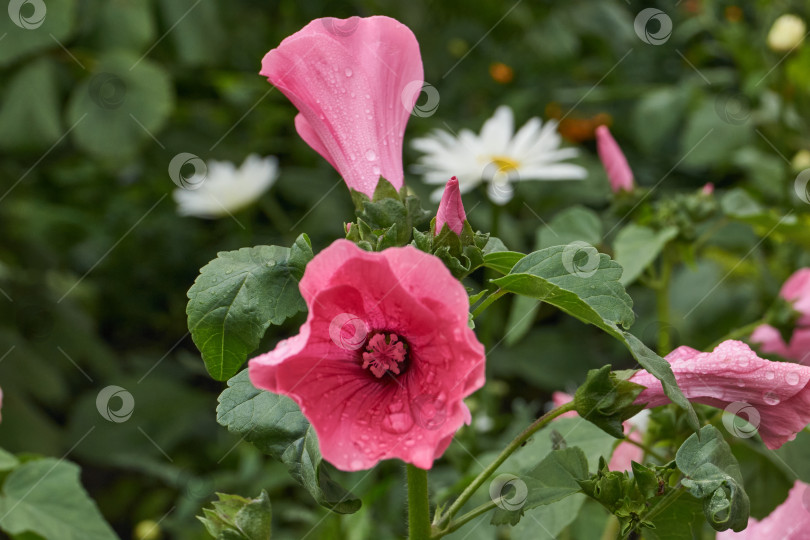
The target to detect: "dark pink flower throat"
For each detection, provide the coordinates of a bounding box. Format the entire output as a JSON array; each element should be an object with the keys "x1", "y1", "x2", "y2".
[{"x1": 362, "y1": 333, "x2": 407, "y2": 378}]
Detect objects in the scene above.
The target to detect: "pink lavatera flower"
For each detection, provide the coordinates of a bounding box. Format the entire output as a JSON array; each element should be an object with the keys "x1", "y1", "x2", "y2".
[
  {"x1": 435, "y1": 177, "x2": 466, "y2": 235},
  {"x1": 595, "y1": 125, "x2": 634, "y2": 193},
  {"x1": 717, "y1": 480, "x2": 810, "y2": 539},
  {"x1": 630, "y1": 340, "x2": 810, "y2": 449},
  {"x1": 249, "y1": 240, "x2": 486, "y2": 471},
  {"x1": 752, "y1": 268, "x2": 810, "y2": 364},
  {"x1": 260, "y1": 16, "x2": 423, "y2": 198},
  {"x1": 551, "y1": 391, "x2": 646, "y2": 471}
]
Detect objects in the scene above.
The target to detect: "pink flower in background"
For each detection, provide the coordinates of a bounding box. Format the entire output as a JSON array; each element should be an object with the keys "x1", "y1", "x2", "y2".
[
  {"x1": 631, "y1": 340, "x2": 810, "y2": 449},
  {"x1": 717, "y1": 480, "x2": 810, "y2": 539},
  {"x1": 249, "y1": 240, "x2": 485, "y2": 471},
  {"x1": 596, "y1": 125, "x2": 634, "y2": 193},
  {"x1": 551, "y1": 391, "x2": 647, "y2": 471},
  {"x1": 260, "y1": 16, "x2": 423, "y2": 197},
  {"x1": 435, "y1": 177, "x2": 466, "y2": 235},
  {"x1": 701, "y1": 182, "x2": 715, "y2": 195},
  {"x1": 752, "y1": 268, "x2": 810, "y2": 364}
]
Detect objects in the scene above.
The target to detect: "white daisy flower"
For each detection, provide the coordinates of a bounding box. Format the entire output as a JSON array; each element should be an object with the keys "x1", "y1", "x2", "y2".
[
  {"x1": 173, "y1": 154, "x2": 279, "y2": 219},
  {"x1": 411, "y1": 105, "x2": 587, "y2": 204}
]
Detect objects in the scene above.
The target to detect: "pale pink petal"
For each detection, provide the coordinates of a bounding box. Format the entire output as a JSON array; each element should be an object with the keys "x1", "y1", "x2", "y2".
[
  {"x1": 717, "y1": 480, "x2": 810, "y2": 539},
  {"x1": 782, "y1": 268, "x2": 810, "y2": 324},
  {"x1": 551, "y1": 391, "x2": 578, "y2": 418},
  {"x1": 607, "y1": 431, "x2": 644, "y2": 472},
  {"x1": 701, "y1": 182, "x2": 715, "y2": 195},
  {"x1": 630, "y1": 340, "x2": 810, "y2": 449},
  {"x1": 595, "y1": 125, "x2": 634, "y2": 193},
  {"x1": 752, "y1": 324, "x2": 810, "y2": 365},
  {"x1": 435, "y1": 177, "x2": 466, "y2": 235},
  {"x1": 260, "y1": 16, "x2": 423, "y2": 197},
  {"x1": 250, "y1": 240, "x2": 485, "y2": 471}
]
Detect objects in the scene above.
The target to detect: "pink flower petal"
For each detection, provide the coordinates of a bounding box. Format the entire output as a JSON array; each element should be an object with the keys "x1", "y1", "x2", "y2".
[
  {"x1": 595, "y1": 125, "x2": 634, "y2": 193},
  {"x1": 249, "y1": 240, "x2": 485, "y2": 471},
  {"x1": 752, "y1": 324, "x2": 810, "y2": 365},
  {"x1": 260, "y1": 16, "x2": 423, "y2": 197},
  {"x1": 717, "y1": 480, "x2": 810, "y2": 539},
  {"x1": 781, "y1": 268, "x2": 810, "y2": 325},
  {"x1": 435, "y1": 177, "x2": 466, "y2": 235},
  {"x1": 630, "y1": 340, "x2": 810, "y2": 449}
]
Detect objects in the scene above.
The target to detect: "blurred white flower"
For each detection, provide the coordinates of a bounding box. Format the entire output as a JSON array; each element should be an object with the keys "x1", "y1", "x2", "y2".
[
  {"x1": 173, "y1": 154, "x2": 279, "y2": 219},
  {"x1": 411, "y1": 105, "x2": 587, "y2": 205},
  {"x1": 767, "y1": 14, "x2": 806, "y2": 52}
]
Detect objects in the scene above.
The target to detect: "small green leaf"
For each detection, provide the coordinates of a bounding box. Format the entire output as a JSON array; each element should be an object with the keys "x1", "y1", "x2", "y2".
[
  {"x1": 0, "y1": 448, "x2": 20, "y2": 472},
  {"x1": 482, "y1": 251, "x2": 524, "y2": 275},
  {"x1": 187, "y1": 235, "x2": 313, "y2": 380},
  {"x1": 0, "y1": 0, "x2": 77, "y2": 67},
  {"x1": 491, "y1": 447, "x2": 589, "y2": 525},
  {"x1": 613, "y1": 225, "x2": 678, "y2": 286},
  {"x1": 675, "y1": 425, "x2": 750, "y2": 532},
  {"x1": 574, "y1": 365, "x2": 646, "y2": 439},
  {"x1": 216, "y1": 370, "x2": 361, "y2": 514},
  {"x1": 0, "y1": 458, "x2": 117, "y2": 540},
  {"x1": 722, "y1": 188, "x2": 810, "y2": 247},
  {"x1": 536, "y1": 206, "x2": 603, "y2": 250},
  {"x1": 491, "y1": 246, "x2": 698, "y2": 430},
  {"x1": 198, "y1": 491, "x2": 272, "y2": 540},
  {"x1": 0, "y1": 59, "x2": 62, "y2": 151}
]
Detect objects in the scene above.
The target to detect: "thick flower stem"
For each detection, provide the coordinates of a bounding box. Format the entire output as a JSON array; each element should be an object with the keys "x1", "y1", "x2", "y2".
[
  {"x1": 655, "y1": 249, "x2": 674, "y2": 356},
  {"x1": 407, "y1": 464, "x2": 431, "y2": 540},
  {"x1": 434, "y1": 402, "x2": 576, "y2": 531}
]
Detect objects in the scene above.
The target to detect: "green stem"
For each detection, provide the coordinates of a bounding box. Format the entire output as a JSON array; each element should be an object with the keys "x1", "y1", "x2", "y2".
[
  {"x1": 471, "y1": 289, "x2": 507, "y2": 319},
  {"x1": 655, "y1": 249, "x2": 674, "y2": 356},
  {"x1": 708, "y1": 318, "x2": 768, "y2": 350},
  {"x1": 407, "y1": 464, "x2": 431, "y2": 540},
  {"x1": 433, "y1": 500, "x2": 498, "y2": 538},
  {"x1": 434, "y1": 402, "x2": 576, "y2": 530}
]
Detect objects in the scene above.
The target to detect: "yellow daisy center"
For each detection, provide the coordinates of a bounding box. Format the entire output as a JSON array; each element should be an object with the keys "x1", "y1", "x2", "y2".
[{"x1": 489, "y1": 156, "x2": 520, "y2": 174}]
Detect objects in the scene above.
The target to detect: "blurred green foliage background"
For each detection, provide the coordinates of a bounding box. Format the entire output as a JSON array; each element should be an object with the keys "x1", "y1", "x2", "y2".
[{"x1": 2, "y1": 0, "x2": 810, "y2": 538}]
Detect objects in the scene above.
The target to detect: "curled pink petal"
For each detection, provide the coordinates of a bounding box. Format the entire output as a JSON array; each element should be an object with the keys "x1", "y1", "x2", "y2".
[
  {"x1": 781, "y1": 268, "x2": 810, "y2": 325},
  {"x1": 717, "y1": 480, "x2": 810, "y2": 539},
  {"x1": 752, "y1": 324, "x2": 810, "y2": 365},
  {"x1": 435, "y1": 177, "x2": 466, "y2": 235},
  {"x1": 595, "y1": 125, "x2": 634, "y2": 193},
  {"x1": 260, "y1": 16, "x2": 423, "y2": 197},
  {"x1": 249, "y1": 240, "x2": 485, "y2": 471},
  {"x1": 630, "y1": 340, "x2": 810, "y2": 449}
]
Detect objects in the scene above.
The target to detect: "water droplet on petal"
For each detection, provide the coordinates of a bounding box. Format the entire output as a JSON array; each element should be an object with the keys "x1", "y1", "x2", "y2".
[
  {"x1": 350, "y1": 459, "x2": 363, "y2": 469},
  {"x1": 345, "y1": 68, "x2": 353, "y2": 77},
  {"x1": 765, "y1": 370, "x2": 775, "y2": 381},
  {"x1": 381, "y1": 412, "x2": 413, "y2": 434},
  {"x1": 763, "y1": 391, "x2": 781, "y2": 405},
  {"x1": 786, "y1": 371, "x2": 801, "y2": 385},
  {"x1": 365, "y1": 149, "x2": 377, "y2": 161},
  {"x1": 388, "y1": 400, "x2": 403, "y2": 413},
  {"x1": 372, "y1": 166, "x2": 380, "y2": 175}
]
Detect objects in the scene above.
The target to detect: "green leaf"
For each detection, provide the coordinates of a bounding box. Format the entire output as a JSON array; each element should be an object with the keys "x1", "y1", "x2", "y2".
[
  {"x1": 511, "y1": 495, "x2": 587, "y2": 540},
  {"x1": 642, "y1": 492, "x2": 705, "y2": 540},
  {"x1": 491, "y1": 246, "x2": 698, "y2": 430},
  {"x1": 481, "y1": 251, "x2": 524, "y2": 275},
  {"x1": 573, "y1": 365, "x2": 645, "y2": 439},
  {"x1": 537, "y1": 206, "x2": 603, "y2": 250},
  {"x1": 0, "y1": 449, "x2": 19, "y2": 472},
  {"x1": 632, "y1": 86, "x2": 692, "y2": 155},
  {"x1": 680, "y1": 97, "x2": 752, "y2": 169},
  {"x1": 198, "y1": 491, "x2": 272, "y2": 540},
  {"x1": 491, "y1": 447, "x2": 588, "y2": 525},
  {"x1": 187, "y1": 235, "x2": 313, "y2": 381},
  {"x1": 94, "y1": 0, "x2": 156, "y2": 51},
  {"x1": 0, "y1": 59, "x2": 62, "y2": 152},
  {"x1": 613, "y1": 225, "x2": 678, "y2": 286},
  {"x1": 216, "y1": 370, "x2": 361, "y2": 514},
  {"x1": 0, "y1": 458, "x2": 117, "y2": 540},
  {"x1": 158, "y1": 0, "x2": 225, "y2": 66},
  {"x1": 66, "y1": 52, "x2": 174, "y2": 158},
  {"x1": 721, "y1": 188, "x2": 810, "y2": 247},
  {"x1": 0, "y1": 0, "x2": 77, "y2": 67},
  {"x1": 675, "y1": 425, "x2": 750, "y2": 532}
]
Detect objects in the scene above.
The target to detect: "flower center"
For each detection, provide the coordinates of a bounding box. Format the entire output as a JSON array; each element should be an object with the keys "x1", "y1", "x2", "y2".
[
  {"x1": 362, "y1": 333, "x2": 407, "y2": 378},
  {"x1": 489, "y1": 156, "x2": 521, "y2": 174}
]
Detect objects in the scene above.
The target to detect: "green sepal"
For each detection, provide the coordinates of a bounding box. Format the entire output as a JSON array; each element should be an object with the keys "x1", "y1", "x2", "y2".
[
  {"x1": 574, "y1": 365, "x2": 646, "y2": 439},
  {"x1": 197, "y1": 491, "x2": 272, "y2": 540}
]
